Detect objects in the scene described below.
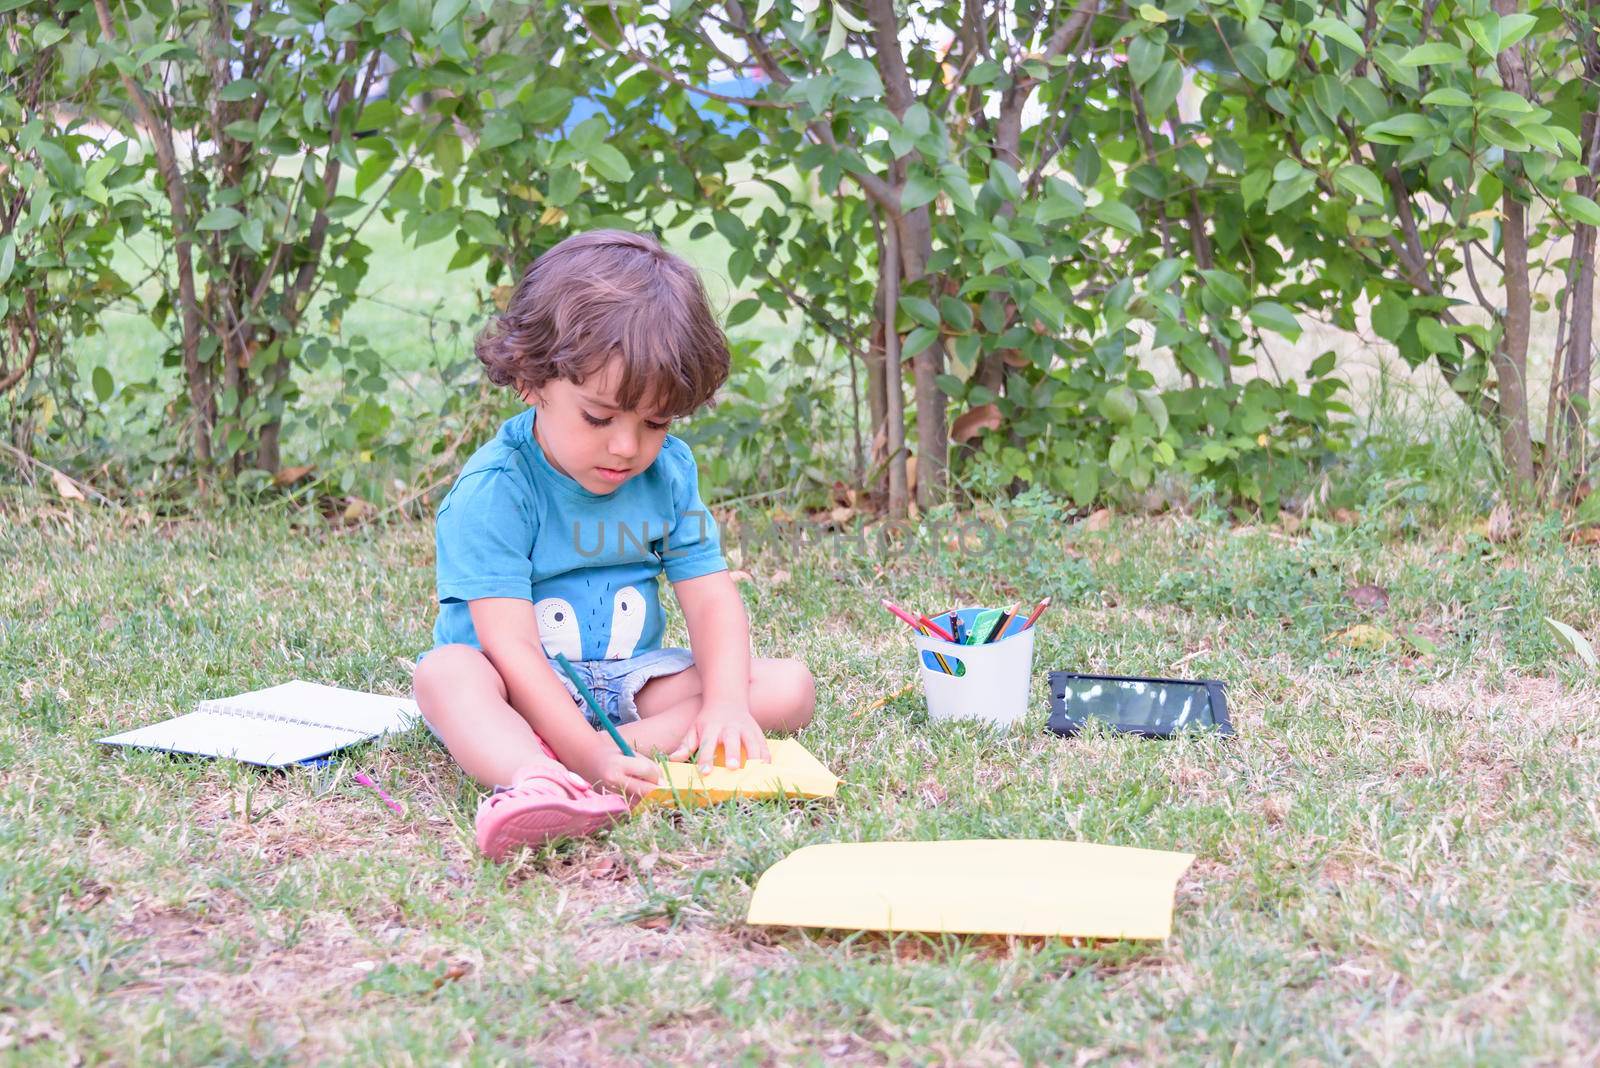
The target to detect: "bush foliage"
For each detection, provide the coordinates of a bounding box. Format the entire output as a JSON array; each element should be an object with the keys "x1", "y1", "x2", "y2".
[{"x1": 2, "y1": 0, "x2": 1597, "y2": 513}]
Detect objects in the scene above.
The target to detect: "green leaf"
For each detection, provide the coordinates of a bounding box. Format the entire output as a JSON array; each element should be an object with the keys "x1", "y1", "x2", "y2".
[
  {"x1": 356, "y1": 101, "x2": 399, "y2": 129},
  {"x1": 1399, "y1": 42, "x2": 1464, "y2": 66},
  {"x1": 901, "y1": 171, "x2": 939, "y2": 211},
  {"x1": 903, "y1": 326, "x2": 939, "y2": 356},
  {"x1": 1128, "y1": 35, "x2": 1164, "y2": 87},
  {"x1": 1417, "y1": 316, "x2": 1458, "y2": 356},
  {"x1": 1420, "y1": 87, "x2": 1474, "y2": 108},
  {"x1": 1266, "y1": 171, "x2": 1316, "y2": 213},
  {"x1": 988, "y1": 231, "x2": 1023, "y2": 264},
  {"x1": 355, "y1": 149, "x2": 392, "y2": 196},
  {"x1": 218, "y1": 79, "x2": 261, "y2": 102},
  {"x1": 1562, "y1": 193, "x2": 1600, "y2": 228},
  {"x1": 1521, "y1": 123, "x2": 1561, "y2": 154},
  {"x1": 566, "y1": 115, "x2": 608, "y2": 154},
  {"x1": 1037, "y1": 177, "x2": 1084, "y2": 222},
  {"x1": 1177, "y1": 342, "x2": 1226, "y2": 385},
  {"x1": 0, "y1": 236, "x2": 12, "y2": 285},
  {"x1": 1364, "y1": 113, "x2": 1433, "y2": 144},
  {"x1": 196, "y1": 206, "x2": 245, "y2": 231},
  {"x1": 726, "y1": 298, "x2": 762, "y2": 327},
  {"x1": 525, "y1": 87, "x2": 575, "y2": 127},
  {"x1": 1345, "y1": 78, "x2": 1388, "y2": 123},
  {"x1": 1308, "y1": 16, "x2": 1366, "y2": 57},
  {"x1": 1551, "y1": 124, "x2": 1583, "y2": 157},
  {"x1": 1334, "y1": 163, "x2": 1384, "y2": 203},
  {"x1": 1311, "y1": 74, "x2": 1346, "y2": 120},
  {"x1": 479, "y1": 114, "x2": 521, "y2": 150},
  {"x1": 989, "y1": 160, "x2": 1023, "y2": 201},
  {"x1": 1147, "y1": 257, "x2": 1184, "y2": 292},
  {"x1": 1249, "y1": 301, "x2": 1301, "y2": 340},
  {"x1": 92, "y1": 366, "x2": 114, "y2": 402},
  {"x1": 1099, "y1": 385, "x2": 1139, "y2": 423},
  {"x1": 396, "y1": 0, "x2": 428, "y2": 35},
  {"x1": 239, "y1": 217, "x2": 264, "y2": 253},
  {"x1": 586, "y1": 143, "x2": 633, "y2": 183},
  {"x1": 1480, "y1": 89, "x2": 1533, "y2": 115},
  {"x1": 1200, "y1": 268, "x2": 1248, "y2": 306},
  {"x1": 1372, "y1": 294, "x2": 1409, "y2": 341},
  {"x1": 1309, "y1": 350, "x2": 1337, "y2": 377},
  {"x1": 1465, "y1": 17, "x2": 1499, "y2": 56},
  {"x1": 324, "y1": 3, "x2": 364, "y2": 34},
  {"x1": 939, "y1": 295, "x2": 974, "y2": 332},
  {"x1": 32, "y1": 21, "x2": 67, "y2": 48},
  {"x1": 1242, "y1": 168, "x2": 1271, "y2": 209},
  {"x1": 1139, "y1": 389, "x2": 1169, "y2": 435},
  {"x1": 1272, "y1": 158, "x2": 1307, "y2": 182},
  {"x1": 831, "y1": 0, "x2": 870, "y2": 31},
  {"x1": 1480, "y1": 116, "x2": 1530, "y2": 152},
  {"x1": 899, "y1": 295, "x2": 941, "y2": 329},
  {"x1": 433, "y1": 131, "x2": 463, "y2": 177},
  {"x1": 822, "y1": 6, "x2": 848, "y2": 58},
  {"x1": 1498, "y1": 13, "x2": 1537, "y2": 51},
  {"x1": 433, "y1": 0, "x2": 468, "y2": 31},
  {"x1": 1091, "y1": 199, "x2": 1142, "y2": 235},
  {"x1": 940, "y1": 166, "x2": 976, "y2": 213},
  {"x1": 547, "y1": 167, "x2": 580, "y2": 206},
  {"x1": 1142, "y1": 60, "x2": 1183, "y2": 118}
]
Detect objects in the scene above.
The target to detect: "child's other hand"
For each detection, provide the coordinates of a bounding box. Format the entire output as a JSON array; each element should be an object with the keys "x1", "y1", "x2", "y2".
[
  {"x1": 591, "y1": 753, "x2": 661, "y2": 800},
  {"x1": 671, "y1": 702, "x2": 770, "y2": 772}
]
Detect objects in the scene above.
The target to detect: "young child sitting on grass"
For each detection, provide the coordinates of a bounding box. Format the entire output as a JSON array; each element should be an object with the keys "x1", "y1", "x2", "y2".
[{"x1": 414, "y1": 230, "x2": 816, "y2": 861}]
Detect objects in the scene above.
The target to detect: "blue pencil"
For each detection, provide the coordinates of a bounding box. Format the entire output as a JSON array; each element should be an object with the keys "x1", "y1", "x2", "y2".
[{"x1": 553, "y1": 653, "x2": 636, "y2": 757}]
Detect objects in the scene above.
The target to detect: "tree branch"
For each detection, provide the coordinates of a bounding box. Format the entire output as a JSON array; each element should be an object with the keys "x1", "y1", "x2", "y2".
[
  {"x1": 93, "y1": 0, "x2": 212, "y2": 462},
  {"x1": 722, "y1": 0, "x2": 897, "y2": 210},
  {"x1": 863, "y1": 0, "x2": 915, "y2": 117},
  {"x1": 0, "y1": 292, "x2": 40, "y2": 396}
]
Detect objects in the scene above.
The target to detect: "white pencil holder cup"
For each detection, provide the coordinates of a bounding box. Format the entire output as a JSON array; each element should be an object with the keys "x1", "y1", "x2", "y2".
[{"x1": 912, "y1": 606, "x2": 1038, "y2": 726}]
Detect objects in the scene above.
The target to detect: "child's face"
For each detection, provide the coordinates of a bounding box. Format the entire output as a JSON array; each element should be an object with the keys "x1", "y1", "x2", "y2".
[{"x1": 525, "y1": 359, "x2": 672, "y2": 495}]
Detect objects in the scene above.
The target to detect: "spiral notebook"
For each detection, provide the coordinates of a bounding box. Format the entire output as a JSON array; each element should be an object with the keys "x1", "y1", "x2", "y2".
[{"x1": 99, "y1": 681, "x2": 420, "y2": 768}]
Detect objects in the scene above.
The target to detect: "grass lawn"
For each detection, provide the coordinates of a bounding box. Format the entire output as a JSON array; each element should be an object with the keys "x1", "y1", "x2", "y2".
[{"x1": 3, "y1": 495, "x2": 1598, "y2": 1064}]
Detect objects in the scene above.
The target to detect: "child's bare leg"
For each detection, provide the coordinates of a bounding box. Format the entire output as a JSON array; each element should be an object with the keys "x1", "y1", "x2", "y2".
[
  {"x1": 620, "y1": 657, "x2": 816, "y2": 755},
  {"x1": 414, "y1": 644, "x2": 563, "y2": 788}
]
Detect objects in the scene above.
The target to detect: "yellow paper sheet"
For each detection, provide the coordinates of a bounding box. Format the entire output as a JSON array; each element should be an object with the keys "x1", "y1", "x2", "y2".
[
  {"x1": 644, "y1": 738, "x2": 839, "y2": 808},
  {"x1": 746, "y1": 839, "x2": 1195, "y2": 940}
]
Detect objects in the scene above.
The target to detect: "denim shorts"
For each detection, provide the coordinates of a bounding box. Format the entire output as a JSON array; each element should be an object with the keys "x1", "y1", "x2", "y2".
[
  {"x1": 421, "y1": 646, "x2": 695, "y2": 741},
  {"x1": 555, "y1": 647, "x2": 695, "y2": 728}
]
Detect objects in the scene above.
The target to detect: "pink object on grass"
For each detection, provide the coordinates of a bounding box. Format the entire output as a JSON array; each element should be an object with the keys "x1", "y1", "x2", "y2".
[{"x1": 354, "y1": 772, "x2": 404, "y2": 816}]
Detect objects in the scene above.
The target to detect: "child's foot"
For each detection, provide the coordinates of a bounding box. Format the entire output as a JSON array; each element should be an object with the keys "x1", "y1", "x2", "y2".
[{"x1": 475, "y1": 765, "x2": 630, "y2": 861}]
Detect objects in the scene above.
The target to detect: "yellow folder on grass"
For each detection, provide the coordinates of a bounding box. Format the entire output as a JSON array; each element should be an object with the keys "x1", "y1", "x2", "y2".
[
  {"x1": 746, "y1": 839, "x2": 1195, "y2": 940},
  {"x1": 645, "y1": 738, "x2": 839, "y2": 808}
]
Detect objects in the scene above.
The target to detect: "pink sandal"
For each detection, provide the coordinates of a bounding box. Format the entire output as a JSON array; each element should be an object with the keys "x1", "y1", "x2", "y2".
[{"x1": 475, "y1": 765, "x2": 630, "y2": 861}]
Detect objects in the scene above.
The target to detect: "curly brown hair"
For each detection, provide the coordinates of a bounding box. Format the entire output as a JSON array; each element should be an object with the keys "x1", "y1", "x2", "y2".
[{"x1": 474, "y1": 230, "x2": 730, "y2": 418}]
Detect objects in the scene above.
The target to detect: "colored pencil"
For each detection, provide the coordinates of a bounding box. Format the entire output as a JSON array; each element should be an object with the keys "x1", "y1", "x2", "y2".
[
  {"x1": 880, "y1": 599, "x2": 925, "y2": 633},
  {"x1": 915, "y1": 613, "x2": 956, "y2": 643},
  {"x1": 1020, "y1": 596, "x2": 1053, "y2": 630},
  {"x1": 880, "y1": 600, "x2": 956, "y2": 674},
  {"x1": 553, "y1": 652, "x2": 636, "y2": 757},
  {"x1": 983, "y1": 602, "x2": 1022, "y2": 644},
  {"x1": 925, "y1": 636, "x2": 956, "y2": 675},
  {"x1": 353, "y1": 771, "x2": 404, "y2": 816}
]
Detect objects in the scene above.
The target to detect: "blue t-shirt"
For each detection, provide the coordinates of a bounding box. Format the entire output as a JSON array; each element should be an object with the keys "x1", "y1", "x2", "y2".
[{"x1": 430, "y1": 408, "x2": 726, "y2": 659}]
